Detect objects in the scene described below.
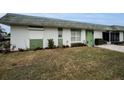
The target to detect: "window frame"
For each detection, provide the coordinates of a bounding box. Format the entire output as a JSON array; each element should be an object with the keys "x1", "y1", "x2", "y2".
[
  {"x1": 58, "y1": 28, "x2": 63, "y2": 38},
  {"x1": 71, "y1": 29, "x2": 81, "y2": 43}
]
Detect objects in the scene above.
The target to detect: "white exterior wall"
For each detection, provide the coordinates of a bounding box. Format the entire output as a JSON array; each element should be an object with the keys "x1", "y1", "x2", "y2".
[
  {"x1": 11, "y1": 26, "x2": 87, "y2": 50},
  {"x1": 29, "y1": 31, "x2": 44, "y2": 39},
  {"x1": 11, "y1": 26, "x2": 58, "y2": 50},
  {"x1": 120, "y1": 32, "x2": 124, "y2": 42},
  {"x1": 81, "y1": 30, "x2": 86, "y2": 44},
  {"x1": 43, "y1": 28, "x2": 58, "y2": 48},
  {"x1": 63, "y1": 29, "x2": 71, "y2": 46},
  {"x1": 9, "y1": 24, "x2": 124, "y2": 51},
  {"x1": 94, "y1": 31, "x2": 103, "y2": 39},
  {"x1": 11, "y1": 26, "x2": 29, "y2": 50}
]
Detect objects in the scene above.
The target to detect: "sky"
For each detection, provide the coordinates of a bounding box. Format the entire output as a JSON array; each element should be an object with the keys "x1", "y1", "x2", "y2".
[{"x1": 1, "y1": 13, "x2": 124, "y2": 33}]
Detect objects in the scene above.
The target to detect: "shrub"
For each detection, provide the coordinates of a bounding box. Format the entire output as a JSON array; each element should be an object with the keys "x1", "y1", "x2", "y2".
[
  {"x1": 2, "y1": 41, "x2": 10, "y2": 54},
  {"x1": 18, "y1": 48, "x2": 25, "y2": 52},
  {"x1": 112, "y1": 41, "x2": 124, "y2": 45},
  {"x1": 33, "y1": 47, "x2": 43, "y2": 51},
  {"x1": 65, "y1": 45, "x2": 69, "y2": 48},
  {"x1": 3, "y1": 49, "x2": 10, "y2": 54},
  {"x1": 95, "y1": 39, "x2": 106, "y2": 45},
  {"x1": 45, "y1": 47, "x2": 49, "y2": 49},
  {"x1": 62, "y1": 45, "x2": 66, "y2": 48},
  {"x1": 48, "y1": 39, "x2": 55, "y2": 49},
  {"x1": 0, "y1": 42, "x2": 2, "y2": 48},
  {"x1": 12, "y1": 45, "x2": 16, "y2": 51},
  {"x1": 62, "y1": 45, "x2": 69, "y2": 48},
  {"x1": 3, "y1": 41, "x2": 10, "y2": 49},
  {"x1": 71, "y1": 43, "x2": 86, "y2": 47},
  {"x1": 0, "y1": 50, "x2": 2, "y2": 53}
]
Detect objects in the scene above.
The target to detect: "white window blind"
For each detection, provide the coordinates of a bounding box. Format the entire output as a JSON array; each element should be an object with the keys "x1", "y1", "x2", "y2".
[{"x1": 71, "y1": 29, "x2": 81, "y2": 42}]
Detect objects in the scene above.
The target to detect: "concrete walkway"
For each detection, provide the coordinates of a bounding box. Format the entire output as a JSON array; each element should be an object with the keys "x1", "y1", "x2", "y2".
[{"x1": 96, "y1": 45, "x2": 124, "y2": 53}]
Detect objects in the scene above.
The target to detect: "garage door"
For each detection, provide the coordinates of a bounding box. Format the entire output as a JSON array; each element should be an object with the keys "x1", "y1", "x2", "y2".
[{"x1": 30, "y1": 39, "x2": 43, "y2": 49}]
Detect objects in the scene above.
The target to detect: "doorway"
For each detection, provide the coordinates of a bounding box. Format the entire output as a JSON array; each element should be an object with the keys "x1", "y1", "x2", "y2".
[{"x1": 86, "y1": 30, "x2": 94, "y2": 47}]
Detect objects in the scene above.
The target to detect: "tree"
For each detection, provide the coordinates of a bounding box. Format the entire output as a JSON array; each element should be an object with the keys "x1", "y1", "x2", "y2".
[
  {"x1": 0, "y1": 26, "x2": 8, "y2": 41},
  {"x1": 0, "y1": 26, "x2": 10, "y2": 52},
  {"x1": 0, "y1": 26, "x2": 4, "y2": 40},
  {"x1": 7, "y1": 33, "x2": 11, "y2": 37}
]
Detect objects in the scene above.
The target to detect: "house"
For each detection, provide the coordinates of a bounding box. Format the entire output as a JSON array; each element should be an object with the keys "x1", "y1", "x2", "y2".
[{"x1": 0, "y1": 13, "x2": 124, "y2": 50}]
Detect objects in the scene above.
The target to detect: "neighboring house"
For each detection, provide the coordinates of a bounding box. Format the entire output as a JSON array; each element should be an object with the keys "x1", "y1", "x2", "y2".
[{"x1": 0, "y1": 13, "x2": 124, "y2": 50}]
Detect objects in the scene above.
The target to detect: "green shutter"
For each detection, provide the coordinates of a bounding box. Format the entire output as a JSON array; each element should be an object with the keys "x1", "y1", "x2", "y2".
[
  {"x1": 58, "y1": 39, "x2": 63, "y2": 47},
  {"x1": 30, "y1": 39, "x2": 43, "y2": 49}
]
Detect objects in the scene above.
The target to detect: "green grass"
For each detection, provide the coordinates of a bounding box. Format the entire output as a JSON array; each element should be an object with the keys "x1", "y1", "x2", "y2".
[{"x1": 0, "y1": 47, "x2": 124, "y2": 80}]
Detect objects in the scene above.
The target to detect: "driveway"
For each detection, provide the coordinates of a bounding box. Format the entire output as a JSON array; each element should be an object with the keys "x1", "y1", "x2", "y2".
[{"x1": 96, "y1": 45, "x2": 124, "y2": 53}]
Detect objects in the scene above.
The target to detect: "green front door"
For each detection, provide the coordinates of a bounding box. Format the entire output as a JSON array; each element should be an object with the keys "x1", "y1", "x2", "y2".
[
  {"x1": 30, "y1": 39, "x2": 43, "y2": 49},
  {"x1": 58, "y1": 39, "x2": 63, "y2": 47},
  {"x1": 86, "y1": 30, "x2": 94, "y2": 47}
]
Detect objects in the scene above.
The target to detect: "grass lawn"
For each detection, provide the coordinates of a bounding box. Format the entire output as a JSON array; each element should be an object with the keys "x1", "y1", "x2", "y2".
[{"x1": 0, "y1": 47, "x2": 124, "y2": 80}]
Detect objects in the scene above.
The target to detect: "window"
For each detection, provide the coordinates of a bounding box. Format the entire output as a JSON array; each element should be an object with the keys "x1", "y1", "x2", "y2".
[
  {"x1": 111, "y1": 32, "x2": 119, "y2": 42},
  {"x1": 28, "y1": 26, "x2": 44, "y2": 31},
  {"x1": 103, "y1": 32, "x2": 109, "y2": 42},
  {"x1": 58, "y1": 28, "x2": 63, "y2": 38},
  {"x1": 71, "y1": 29, "x2": 81, "y2": 42},
  {"x1": 103, "y1": 32, "x2": 119, "y2": 42}
]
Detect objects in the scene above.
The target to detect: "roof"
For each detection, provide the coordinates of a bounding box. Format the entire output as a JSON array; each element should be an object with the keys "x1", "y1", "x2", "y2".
[{"x1": 0, "y1": 13, "x2": 124, "y2": 31}]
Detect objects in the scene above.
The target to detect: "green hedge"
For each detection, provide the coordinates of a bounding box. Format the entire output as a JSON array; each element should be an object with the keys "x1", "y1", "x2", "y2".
[
  {"x1": 95, "y1": 39, "x2": 106, "y2": 45},
  {"x1": 48, "y1": 39, "x2": 55, "y2": 49},
  {"x1": 71, "y1": 43, "x2": 86, "y2": 47},
  {"x1": 112, "y1": 41, "x2": 124, "y2": 45}
]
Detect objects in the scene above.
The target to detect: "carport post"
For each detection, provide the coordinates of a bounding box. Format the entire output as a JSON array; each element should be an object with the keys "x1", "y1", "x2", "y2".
[{"x1": 109, "y1": 31, "x2": 111, "y2": 44}]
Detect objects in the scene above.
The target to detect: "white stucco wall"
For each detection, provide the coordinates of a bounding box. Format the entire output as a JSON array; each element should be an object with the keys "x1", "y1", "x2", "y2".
[
  {"x1": 43, "y1": 28, "x2": 58, "y2": 48},
  {"x1": 120, "y1": 32, "x2": 124, "y2": 42},
  {"x1": 94, "y1": 31, "x2": 103, "y2": 39},
  {"x1": 29, "y1": 30, "x2": 44, "y2": 39},
  {"x1": 11, "y1": 26, "x2": 88, "y2": 50},
  {"x1": 81, "y1": 30, "x2": 86, "y2": 44},
  {"x1": 63, "y1": 29, "x2": 71, "y2": 46},
  {"x1": 11, "y1": 26, "x2": 29, "y2": 50}
]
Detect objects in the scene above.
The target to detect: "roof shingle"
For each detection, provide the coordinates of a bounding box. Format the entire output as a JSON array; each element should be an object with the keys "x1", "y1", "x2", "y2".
[{"x1": 0, "y1": 13, "x2": 124, "y2": 31}]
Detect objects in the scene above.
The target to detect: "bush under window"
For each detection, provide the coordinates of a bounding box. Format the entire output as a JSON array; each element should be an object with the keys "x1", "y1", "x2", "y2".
[
  {"x1": 95, "y1": 39, "x2": 106, "y2": 45},
  {"x1": 48, "y1": 39, "x2": 55, "y2": 49},
  {"x1": 71, "y1": 43, "x2": 86, "y2": 47}
]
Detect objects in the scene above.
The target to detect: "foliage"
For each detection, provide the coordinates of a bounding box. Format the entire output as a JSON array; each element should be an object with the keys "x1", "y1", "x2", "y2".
[
  {"x1": 7, "y1": 33, "x2": 11, "y2": 37},
  {"x1": 48, "y1": 39, "x2": 55, "y2": 49},
  {"x1": 111, "y1": 41, "x2": 124, "y2": 45},
  {"x1": 18, "y1": 48, "x2": 25, "y2": 52},
  {"x1": 95, "y1": 39, "x2": 106, "y2": 45},
  {"x1": 71, "y1": 43, "x2": 86, "y2": 47},
  {"x1": 62, "y1": 45, "x2": 69, "y2": 48},
  {"x1": 0, "y1": 41, "x2": 10, "y2": 53},
  {"x1": 0, "y1": 26, "x2": 10, "y2": 44},
  {"x1": 33, "y1": 47, "x2": 43, "y2": 51},
  {"x1": 3, "y1": 41, "x2": 10, "y2": 48}
]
